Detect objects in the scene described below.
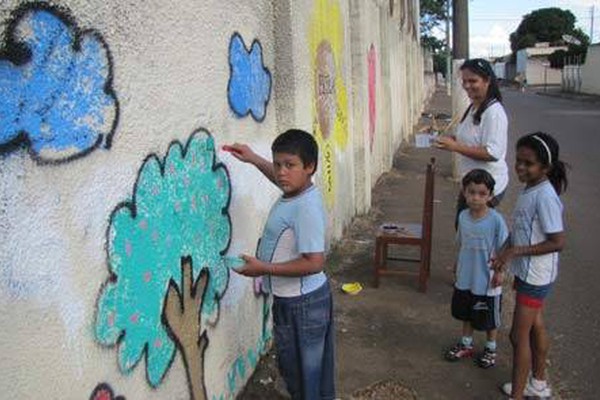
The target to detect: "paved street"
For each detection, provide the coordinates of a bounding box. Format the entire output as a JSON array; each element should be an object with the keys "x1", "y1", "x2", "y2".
[{"x1": 502, "y1": 89, "x2": 600, "y2": 399}]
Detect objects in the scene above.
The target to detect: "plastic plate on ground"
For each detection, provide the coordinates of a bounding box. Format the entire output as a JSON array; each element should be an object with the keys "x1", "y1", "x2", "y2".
[{"x1": 341, "y1": 282, "x2": 363, "y2": 295}]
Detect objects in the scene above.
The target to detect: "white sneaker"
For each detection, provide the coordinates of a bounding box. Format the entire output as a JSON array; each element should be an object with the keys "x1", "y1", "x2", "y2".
[{"x1": 501, "y1": 378, "x2": 552, "y2": 398}]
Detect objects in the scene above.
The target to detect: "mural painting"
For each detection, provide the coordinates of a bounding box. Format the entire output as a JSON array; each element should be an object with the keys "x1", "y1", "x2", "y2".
[
  {"x1": 368, "y1": 44, "x2": 377, "y2": 152},
  {"x1": 0, "y1": 2, "x2": 119, "y2": 164},
  {"x1": 227, "y1": 32, "x2": 272, "y2": 122},
  {"x1": 95, "y1": 130, "x2": 237, "y2": 400},
  {"x1": 309, "y1": 0, "x2": 348, "y2": 206},
  {"x1": 90, "y1": 383, "x2": 126, "y2": 400}
]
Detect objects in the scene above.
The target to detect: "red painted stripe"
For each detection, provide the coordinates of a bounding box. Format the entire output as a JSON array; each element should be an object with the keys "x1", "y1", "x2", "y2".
[{"x1": 517, "y1": 293, "x2": 543, "y2": 309}]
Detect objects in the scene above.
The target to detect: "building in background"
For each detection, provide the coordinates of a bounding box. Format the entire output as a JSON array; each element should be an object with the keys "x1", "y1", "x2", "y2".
[
  {"x1": 516, "y1": 42, "x2": 568, "y2": 86},
  {"x1": 579, "y1": 44, "x2": 600, "y2": 95}
]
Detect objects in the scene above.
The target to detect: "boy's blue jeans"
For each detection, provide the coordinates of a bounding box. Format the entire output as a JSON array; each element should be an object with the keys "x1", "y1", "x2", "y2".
[{"x1": 272, "y1": 280, "x2": 336, "y2": 400}]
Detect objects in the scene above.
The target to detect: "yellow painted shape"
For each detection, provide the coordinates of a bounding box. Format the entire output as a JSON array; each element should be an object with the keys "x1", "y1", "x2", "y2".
[{"x1": 309, "y1": 0, "x2": 349, "y2": 206}]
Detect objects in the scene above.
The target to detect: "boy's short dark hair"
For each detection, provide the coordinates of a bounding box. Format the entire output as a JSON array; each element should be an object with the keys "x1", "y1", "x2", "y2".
[
  {"x1": 462, "y1": 169, "x2": 495, "y2": 194},
  {"x1": 271, "y1": 129, "x2": 319, "y2": 173}
]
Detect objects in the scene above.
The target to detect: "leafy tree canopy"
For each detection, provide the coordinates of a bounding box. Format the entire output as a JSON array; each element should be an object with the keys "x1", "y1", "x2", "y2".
[
  {"x1": 420, "y1": 0, "x2": 448, "y2": 52},
  {"x1": 510, "y1": 8, "x2": 590, "y2": 53},
  {"x1": 420, "y1": 0, "x2": 449, "y2": 75}
]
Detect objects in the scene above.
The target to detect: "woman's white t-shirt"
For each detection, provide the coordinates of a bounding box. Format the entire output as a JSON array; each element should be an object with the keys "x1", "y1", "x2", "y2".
[{"x1": 455, "y1": 101, "x2": 509, "y2": 195}]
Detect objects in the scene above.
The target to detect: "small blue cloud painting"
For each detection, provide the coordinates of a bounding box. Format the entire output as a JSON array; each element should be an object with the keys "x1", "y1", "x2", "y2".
[
  {"x1": 227, "y1": 32, "x2": 272, "y2": 122},
  {"x1": 0, "y1": 3, "x2": 118, "y2": 164}
]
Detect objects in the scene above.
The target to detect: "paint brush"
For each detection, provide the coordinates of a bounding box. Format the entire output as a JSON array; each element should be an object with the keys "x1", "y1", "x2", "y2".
[{"x1": 222, "y1": 145, "x2": 242, "y2": 154}]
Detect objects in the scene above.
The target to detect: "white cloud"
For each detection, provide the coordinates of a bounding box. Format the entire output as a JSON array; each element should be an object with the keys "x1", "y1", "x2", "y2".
[
  {"x1": 470, "y1": 24, "x2": 512, "y2": 58},
  {"x1": 558, "y1": 0, "x2": 599, "y2": 7}
]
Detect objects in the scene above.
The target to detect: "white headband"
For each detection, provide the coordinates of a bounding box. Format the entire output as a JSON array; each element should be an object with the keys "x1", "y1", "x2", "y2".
[{"x1": 532, "y1": 135, "x2": 552, "y2": 165}]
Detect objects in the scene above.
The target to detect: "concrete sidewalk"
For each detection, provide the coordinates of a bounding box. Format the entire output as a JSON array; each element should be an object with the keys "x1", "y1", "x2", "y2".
[{"x1": 241, "y1": 87, "x2": 522, "y2": 399}]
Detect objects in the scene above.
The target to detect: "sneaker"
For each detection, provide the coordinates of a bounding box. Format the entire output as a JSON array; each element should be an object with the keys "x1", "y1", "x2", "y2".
[
  {"x1": 501, "y1": 378, "x2": 552, "y2": 398},
  {"x1": 444, "y1": 342, "x2": 474, "y2": 361},
  {"x1": 476, "y1": 347, "x2": 496, "y2": 369}
]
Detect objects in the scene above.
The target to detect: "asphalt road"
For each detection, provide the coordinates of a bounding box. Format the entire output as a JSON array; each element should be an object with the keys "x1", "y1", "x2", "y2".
[{"x1": 502, "y1": 89, "x2": 600, "y2": 400}]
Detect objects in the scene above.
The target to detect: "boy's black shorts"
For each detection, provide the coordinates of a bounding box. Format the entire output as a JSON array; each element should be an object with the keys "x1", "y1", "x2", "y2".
[{"x1": 451, "y1": 288, "x2": 502, "y2": 331}]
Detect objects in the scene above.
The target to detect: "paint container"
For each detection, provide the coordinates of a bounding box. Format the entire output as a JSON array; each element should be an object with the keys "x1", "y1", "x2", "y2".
[{"x1": 224, "y1": 256, "x2": 245, "y2": 270}]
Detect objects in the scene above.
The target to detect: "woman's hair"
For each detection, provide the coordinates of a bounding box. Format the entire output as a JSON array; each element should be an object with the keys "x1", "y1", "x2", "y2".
[
  {"x1": 459, "y1": 58, "x2": 503, "y2": 125},
  {"x1": 516, "y1": 132, "x2": 568, "y2": 194}
]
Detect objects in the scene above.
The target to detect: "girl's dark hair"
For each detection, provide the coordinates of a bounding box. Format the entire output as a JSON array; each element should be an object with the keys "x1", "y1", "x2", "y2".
[
  {"x1": 516, "y1": 132, "x2": 568, "y2": 194},
  {"x1": 460, "y1": 58, "x2": 503, "y2": 125}
]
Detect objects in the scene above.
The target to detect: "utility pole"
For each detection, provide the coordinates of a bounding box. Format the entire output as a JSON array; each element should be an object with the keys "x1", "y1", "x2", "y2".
[
  {"x1": 450, "y1": 0, "x2": 469, "y2": 180},
  {"x1": 591, "y1": 5, "x2": 595, "y2": 44},
  {"x1": 452, "y1": 0, "x2": 469, "y2": 59},
  {"x1": 445, "y1": 0, "x2": 451, "y2": 95}
]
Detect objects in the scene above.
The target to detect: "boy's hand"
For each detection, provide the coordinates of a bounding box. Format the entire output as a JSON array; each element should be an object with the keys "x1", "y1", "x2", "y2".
[
  {"x1": 491, "y1": 271, "x2": 504, "y2": 288},
  {"x1": 222, "y1": 143, "x2": 256, "y2": 164},
  {"x1": 233, "y1": 254, "x2": 270, "y2": 277},
  {"x1": 490, "y1": 247, "x2": 514, "y2": 272}
]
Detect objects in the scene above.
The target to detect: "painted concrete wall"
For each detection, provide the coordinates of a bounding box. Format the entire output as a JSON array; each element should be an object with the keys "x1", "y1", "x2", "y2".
[
  {"x1": 580, "y1": 44, "x2": 600, "y2": 95},
  {"x1": 0, "y1": 1, "x2": 428, "y2": 399}
]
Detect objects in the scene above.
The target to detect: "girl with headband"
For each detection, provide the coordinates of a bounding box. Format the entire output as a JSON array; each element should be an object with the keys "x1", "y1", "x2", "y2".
[
  {"x1": 435, "y1": 58, "x2": 509, "y2": 227},
  {"x1": 491, "y1": 132, "x2": 568, "y2": 400}
]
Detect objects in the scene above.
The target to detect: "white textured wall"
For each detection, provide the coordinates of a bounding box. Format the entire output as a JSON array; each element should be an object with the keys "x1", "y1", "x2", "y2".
[
  {"x1": 581, "y1": 45, "x2": 600, "y2": 95},
  {"x1": 0, "y1": 1, "x2": 427, "y2": 399}
]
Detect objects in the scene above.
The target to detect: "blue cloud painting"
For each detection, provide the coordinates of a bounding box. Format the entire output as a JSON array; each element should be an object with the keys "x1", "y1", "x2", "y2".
[
  {"x1": 0, "y1": 3, "x2": 119, "y2": 164},
  {"x1": 227, "y1": 32, "x2": 272, "y2": 122}
]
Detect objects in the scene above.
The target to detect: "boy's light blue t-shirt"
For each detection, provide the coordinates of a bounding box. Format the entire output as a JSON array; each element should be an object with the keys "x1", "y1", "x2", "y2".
[
  {"x1": 257, "y1": 185, "x2": 327, "y2": 297},
  {"x1": 456, "y1": 208, "x2": 509, "y2": 296}
]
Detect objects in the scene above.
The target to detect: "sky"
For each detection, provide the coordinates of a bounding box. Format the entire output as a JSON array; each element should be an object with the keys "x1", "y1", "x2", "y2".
[{"x1": 434, "y1": 0, "x2": 600, "y2": 58}]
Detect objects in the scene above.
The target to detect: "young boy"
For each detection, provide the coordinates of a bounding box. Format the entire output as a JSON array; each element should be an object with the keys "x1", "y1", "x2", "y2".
[
  {"x1": 225, "y1": 129, "x2": 335, "y2": 400},
  {"x1": 445, "y1": 169, "x2": 509, "y2": 368}
]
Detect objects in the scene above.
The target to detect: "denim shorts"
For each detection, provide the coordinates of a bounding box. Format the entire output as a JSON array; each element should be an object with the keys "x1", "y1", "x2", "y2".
[
  {"x1": 514, "y1": 277, "x2": 553, "y2": 309},
  {"x1": 272, "y1": 281, "x2": 336, "y2": 400}
]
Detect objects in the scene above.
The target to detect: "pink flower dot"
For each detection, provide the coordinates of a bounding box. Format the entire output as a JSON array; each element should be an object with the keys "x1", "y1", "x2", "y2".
[
  {"x1": 152, "y1": 230, "x2": 159, "y2": 243},
  {"x1": 152, "y1": 185, "x2": 160, "y2": 195},
  {"x1": 154, "y1": 339, "x2": 163, "y2": 348},
  {"x1": 139, "y1": 219, "x2": 148, "y2": 230},
  {"x1": 169, "y1": 164, "x2": 175, "y2": 174},
  {"x1": 125, "y1": 240, "x2": 132, "y2": 257},
  {"x1": 183, "y1": 176, "x2": 191, "y2": 187},
  {"x1": 191, "y1": 196, "x2": 197, "y2": 211},
  {"x1": 174, "y1": 201, "x2": 182, "y2": 212},
  {"x1": 143, "y1": 271, "x2": 152, "y2": 283},
  {"x1": 107, "y1": 313, "x2": 115, "y2": 327},
  {"x1": 130, "y1": 312, "x2": 139, "y2": 324}
]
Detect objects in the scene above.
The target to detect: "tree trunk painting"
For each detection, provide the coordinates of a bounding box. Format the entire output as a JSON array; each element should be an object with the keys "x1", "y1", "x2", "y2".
[{"x1": 164, "y1": 259, "x2": 209, "y2": 400}]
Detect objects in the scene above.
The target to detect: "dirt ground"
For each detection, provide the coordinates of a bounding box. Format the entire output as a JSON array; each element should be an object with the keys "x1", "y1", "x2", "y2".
[{"x1": 239, "y1": 90, "x2": 529, "y2": 400}]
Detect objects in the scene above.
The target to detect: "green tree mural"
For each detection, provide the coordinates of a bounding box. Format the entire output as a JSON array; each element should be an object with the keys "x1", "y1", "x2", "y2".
[{"x1": 95, "y1": 130, "x2": 238, "y2": 400}]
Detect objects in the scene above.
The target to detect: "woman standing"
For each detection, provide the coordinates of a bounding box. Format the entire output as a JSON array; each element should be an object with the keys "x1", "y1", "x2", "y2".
[{"x1": 436, "y1": 58, "x2": 509, "y2": 223}]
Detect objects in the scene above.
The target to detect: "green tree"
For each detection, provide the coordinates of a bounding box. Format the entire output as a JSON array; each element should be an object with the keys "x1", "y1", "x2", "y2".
[
  {"x1": 420, "y1": 0, "x2": 449, "y2": 75},
  {"x1": 510, "y1": 7, "x2": 590, "y2": 64}
]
